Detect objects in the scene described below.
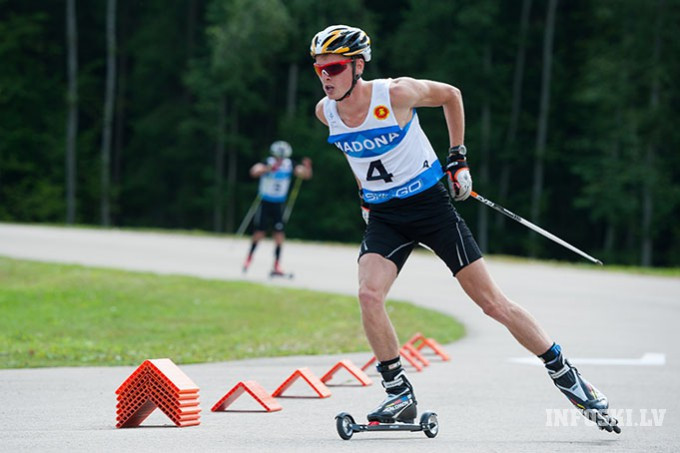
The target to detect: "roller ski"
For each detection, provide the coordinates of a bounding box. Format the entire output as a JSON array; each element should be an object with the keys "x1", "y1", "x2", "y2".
[
  {"x1": 549, "y1": 359, "x2": 621, "y2": 434},
  {"x1": 335, "y1": 364, "x2": 438, "y2": 440},
  {"x1": 269, "y1": 262, "x2": 293, "y2": 279},
  {"x1": 269, "y1": 270, "x2": 293, "y2": 279},
  {"x1": 335, "y1": 411, "x2": 439, "y2": 440}
]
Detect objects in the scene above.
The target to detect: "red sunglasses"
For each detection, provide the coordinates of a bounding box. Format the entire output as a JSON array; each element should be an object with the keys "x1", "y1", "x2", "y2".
[{"x1": 313, "y1": 59, "x2": 353, "y2": 77}]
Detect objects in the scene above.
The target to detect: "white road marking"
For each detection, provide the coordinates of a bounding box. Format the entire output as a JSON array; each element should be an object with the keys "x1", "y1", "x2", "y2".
[{"x1": 509, "y1": 352, "x2": 666, "y2": 366}]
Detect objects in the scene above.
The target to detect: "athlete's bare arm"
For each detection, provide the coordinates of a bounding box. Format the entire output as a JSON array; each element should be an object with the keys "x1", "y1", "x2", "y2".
[
  {"x1": 294, "y1": 158, "x2": 313, "y2": 180},
  {"x1": 390, "y1": 77, "x2": 465, "y2": 148},
  {"x1": 315, "y1": 99, "x2": 329, "y2": 126},
  {"x1": 250, "y1": 162, "x2": 269, "y2": 178}
]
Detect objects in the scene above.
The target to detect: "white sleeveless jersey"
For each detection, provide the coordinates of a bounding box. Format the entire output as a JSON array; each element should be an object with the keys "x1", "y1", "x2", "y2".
[
  {"x1": 323, "y1": 79, "x2": 443, "y2": 204},
  {"x1": 258, "y1": 157, "x2": 293, "y2": 203}
]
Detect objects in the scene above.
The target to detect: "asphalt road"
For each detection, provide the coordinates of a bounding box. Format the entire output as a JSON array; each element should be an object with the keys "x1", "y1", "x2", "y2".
[{"x1": 1, "y1": 223, "x2": 678, "y2": 452}]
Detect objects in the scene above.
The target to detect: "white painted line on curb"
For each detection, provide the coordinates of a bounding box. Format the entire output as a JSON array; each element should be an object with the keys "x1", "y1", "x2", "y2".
[{"x1": 509, "y1": 352, "x2": 666, "y2": 366}]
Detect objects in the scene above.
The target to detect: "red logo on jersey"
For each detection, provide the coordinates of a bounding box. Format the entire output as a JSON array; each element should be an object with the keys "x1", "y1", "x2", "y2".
[{"x1": 374, "y1": 105, "x2": 390, "y2": 120}]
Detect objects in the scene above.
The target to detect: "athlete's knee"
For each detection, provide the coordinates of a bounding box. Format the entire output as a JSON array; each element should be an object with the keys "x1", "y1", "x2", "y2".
[
  {"x1": 480, "y1": 295, "x2": 513, "y2": 323},
  {"x1": 358, "y1": 285, "x2": 385, "y2": 312}
]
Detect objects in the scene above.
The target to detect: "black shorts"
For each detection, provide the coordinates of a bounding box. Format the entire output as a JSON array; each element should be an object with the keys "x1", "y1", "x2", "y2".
[
  {"x1": 359, "y1": 182, "x2": 482, "y2": 276},
  {"x1": 253, "y1": 200, "x2": 285, "y2": 232}
]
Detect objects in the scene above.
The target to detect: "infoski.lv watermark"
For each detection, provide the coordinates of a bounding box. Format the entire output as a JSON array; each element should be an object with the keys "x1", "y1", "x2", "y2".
[{"x1": 546, "y1": 408, "x2": 666, "y2": 427}]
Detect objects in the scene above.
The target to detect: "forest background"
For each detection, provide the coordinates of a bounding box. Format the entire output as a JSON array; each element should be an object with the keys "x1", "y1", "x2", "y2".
[{"x1": 1, "y1": 0, "x2": 678, "y2": 267}]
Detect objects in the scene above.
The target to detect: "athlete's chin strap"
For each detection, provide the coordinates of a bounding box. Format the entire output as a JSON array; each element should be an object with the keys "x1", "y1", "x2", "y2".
[{"x1": 337, "y1": 59, "x2": 361, "y2": 102}]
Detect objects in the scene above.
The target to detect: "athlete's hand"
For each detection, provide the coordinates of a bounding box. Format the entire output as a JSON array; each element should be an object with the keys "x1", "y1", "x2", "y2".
[
  {"x1": 446, "y1": 147, "x2": 472, "y2": 201},
  {"x1": 302, "y1": 157, "x2": 313, "y2": 168},
  {"x1": 296, "y1": 157, "x2": 313, "y2": 180}
]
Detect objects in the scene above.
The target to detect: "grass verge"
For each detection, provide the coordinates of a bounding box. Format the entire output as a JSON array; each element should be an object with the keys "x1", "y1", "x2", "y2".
[{"x1": 0, "y1": 257, "x2": 464, "y2": 368}]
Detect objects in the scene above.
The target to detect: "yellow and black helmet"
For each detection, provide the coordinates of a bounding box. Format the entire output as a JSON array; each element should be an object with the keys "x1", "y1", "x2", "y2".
[{"x1": 310, "y1": 25, "x2": 371, "y2": 62}]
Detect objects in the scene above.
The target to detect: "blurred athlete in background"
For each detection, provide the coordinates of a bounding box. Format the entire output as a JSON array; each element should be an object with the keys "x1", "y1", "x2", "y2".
[{"x1": 242, "y1": 140, "x2": 312, "y2": 276}]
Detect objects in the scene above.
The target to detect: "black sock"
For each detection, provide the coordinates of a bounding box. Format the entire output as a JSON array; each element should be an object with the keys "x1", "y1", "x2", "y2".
[
  {"x1": 274, "y1": 244, "x2": 281, "y2": 262},
  {"x1": 249, "y1": 241, "x2": 258, "y2": 256},
  {"x1": 539, "y1": 342, "x2": 565, "y2": 372},
  {"x1": 377, "y1": 357, "x2": 403, "y2": 383}
]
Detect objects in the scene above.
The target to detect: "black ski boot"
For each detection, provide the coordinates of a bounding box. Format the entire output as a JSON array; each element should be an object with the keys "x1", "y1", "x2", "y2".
[
  {"x1": 549, "y1": 359, "x2": 621, "y2": 433},
  {"x1": 367, "y1": 369, "x2": 417, "y2": 424}
]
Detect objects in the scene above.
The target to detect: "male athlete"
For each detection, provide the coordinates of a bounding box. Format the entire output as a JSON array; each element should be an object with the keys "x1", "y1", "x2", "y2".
[
  {"x1": 311, "y1": 25, "x2": 619, "y2": 433},
  {"x1": 243, "y1": 140, "x2": 312, "y2": 276}
]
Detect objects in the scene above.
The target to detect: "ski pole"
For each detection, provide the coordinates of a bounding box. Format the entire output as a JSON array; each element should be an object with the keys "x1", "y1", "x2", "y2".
[
  {"x1": 235, "y1": 193, "x2": 262, "y2": 237},
  {"x1": 283, "y1": 177, "x2": 303, "y2": 223},
  {"x1": 470, "y1": 191, "x2": 603, "y2": 265}
]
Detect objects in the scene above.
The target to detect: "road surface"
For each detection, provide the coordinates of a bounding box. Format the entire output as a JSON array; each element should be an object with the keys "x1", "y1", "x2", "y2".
[{"x1": 1, "y1": 223, "x2": 678, "y2": 452}]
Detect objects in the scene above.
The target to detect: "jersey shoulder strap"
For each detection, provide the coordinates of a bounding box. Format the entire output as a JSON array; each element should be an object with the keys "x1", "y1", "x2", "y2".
[{"x1": 324, "y1": 79, "x2": 397, "y2": 136}]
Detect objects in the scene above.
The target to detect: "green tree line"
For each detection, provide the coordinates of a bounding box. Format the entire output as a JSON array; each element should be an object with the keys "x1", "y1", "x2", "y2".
[{"x1": 1, "y1": 0, "x2": 678, "y2": 266}]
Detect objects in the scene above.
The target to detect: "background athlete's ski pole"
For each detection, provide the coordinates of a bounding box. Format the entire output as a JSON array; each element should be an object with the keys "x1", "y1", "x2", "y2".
[
  {"x1": 470, "y1": 191, "x2": 603, "y2": 265},
  {"x1": 283, "y1": 177, "x2": 303, "y2": 223},
  {"x1": 235, "y1": 193, "x2": 262, "y2": 237}
]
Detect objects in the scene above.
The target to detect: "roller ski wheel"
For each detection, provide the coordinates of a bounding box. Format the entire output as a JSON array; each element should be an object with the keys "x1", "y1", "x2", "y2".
[
  {"x1": 421, "y1": 411, "x2": 439, "y2": 438},
  {"x1": 269, "y1": 270, "x2": 294, "y2": 279},
  {"x1": 583, "y1": 408, "x2": 622, "y2": 434},
  {"x1": 334, "y1": 411, "x2": 439, "y2": 440},
  {"x1": 336, "y1": 412, "x2": 356, "y2": 440}
]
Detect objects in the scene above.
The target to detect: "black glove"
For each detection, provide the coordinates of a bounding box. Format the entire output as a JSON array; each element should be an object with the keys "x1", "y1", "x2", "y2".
[{"x1": 445, "y1": 145, "x2": 472, "y2": 201}]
